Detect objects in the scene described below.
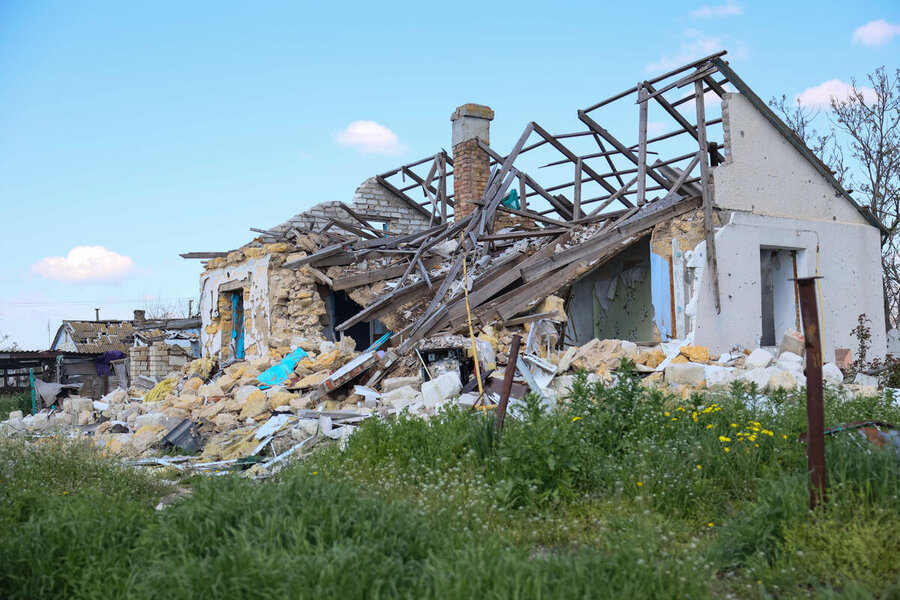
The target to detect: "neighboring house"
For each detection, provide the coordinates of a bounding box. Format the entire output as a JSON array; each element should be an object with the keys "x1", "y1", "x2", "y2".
[
  {"x1": 49, "y1": 319, "x2": 133, "y2": 396},
  {"x1": 187, "y1": 52, "x2": 888, "y2": 365}
]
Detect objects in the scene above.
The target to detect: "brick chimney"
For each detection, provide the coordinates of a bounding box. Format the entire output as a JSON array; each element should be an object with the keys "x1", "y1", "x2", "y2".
[{"x1": 451, "y1": 104, "x2": 494, "y2": 221}]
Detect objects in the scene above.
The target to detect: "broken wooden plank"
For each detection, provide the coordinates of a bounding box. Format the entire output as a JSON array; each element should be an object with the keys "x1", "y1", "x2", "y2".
[
  {"x1": 180, "y1": 252, "x2": 229, "y2": 259},
  {"x1": 331, "y1": 258, "x2": 441, "y2": 291},
  {"x1": 283, "y1": 244, "x2": 344, "y2": 268},
  {"x1": 694, "y1": 79, "x2": 721, "y2": 314},
  {"x1": 501, "y1": 311, "x2": 561, "y2": 327}
]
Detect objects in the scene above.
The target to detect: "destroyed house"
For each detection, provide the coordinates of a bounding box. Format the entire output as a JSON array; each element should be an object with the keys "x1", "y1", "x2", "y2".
[{"x1": 185, "y1": 51, "x2": 888, "y2": 367}]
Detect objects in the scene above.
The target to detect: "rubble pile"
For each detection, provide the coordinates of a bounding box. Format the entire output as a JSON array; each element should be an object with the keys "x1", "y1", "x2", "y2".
[{"x1": 1, "y1": 322, "x2": 879, "y2": 474}]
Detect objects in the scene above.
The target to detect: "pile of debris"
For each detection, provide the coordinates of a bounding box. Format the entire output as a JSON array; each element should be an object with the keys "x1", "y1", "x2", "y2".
[{"x1": 1, "y1": 319, "x2": 880, "y2": 475}]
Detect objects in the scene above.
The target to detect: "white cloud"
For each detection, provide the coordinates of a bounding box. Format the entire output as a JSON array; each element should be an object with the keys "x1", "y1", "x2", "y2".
[
  {"x1": 335, "y1": 120, "x2": 408, "y2": 155},
  {"x1": 646, "y1": 29, "x2": 727, "y2": 73},
  {"x1": 852, "y1": 19, "x2": 900, "y2": 46},
  {"x1": 690, "y1": 0, "x2": 742, "y2": 18},
  {"x1": 647, "y1": 121, "x2": 667, "y2": 136},
  {"x1": 31, "y1": 246, "x2": 135, "y2": 282},
  {"x1": 795, "y1": 79, "x2": 877, "y2": 108}
]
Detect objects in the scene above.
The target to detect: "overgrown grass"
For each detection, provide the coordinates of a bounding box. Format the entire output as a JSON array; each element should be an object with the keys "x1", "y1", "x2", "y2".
[
  {"x1": 2, "y1": 366, "x2": 900, "y2": 598},
  {"x1": 0, "y1": 391, "x2": 30, "y2": 420}
]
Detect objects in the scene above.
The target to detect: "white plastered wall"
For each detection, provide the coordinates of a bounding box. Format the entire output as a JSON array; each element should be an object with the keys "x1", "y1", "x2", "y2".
[
  {"x1": 198, "y1": 256, "x2": 272, "y2": 359},
  {"x1": 689, "y1": 92, "x2": 886, "y2": 359}
]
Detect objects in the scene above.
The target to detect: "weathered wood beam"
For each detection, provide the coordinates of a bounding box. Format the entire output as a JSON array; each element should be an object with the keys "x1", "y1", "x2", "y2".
[{"x1": 695, "y1": 79, "x2": 721, "y2": 313}]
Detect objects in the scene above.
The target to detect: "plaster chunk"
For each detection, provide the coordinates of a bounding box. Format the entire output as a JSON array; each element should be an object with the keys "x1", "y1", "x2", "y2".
[{"x1": 746, "y1": 348, "x2": 774, "y2": 369}]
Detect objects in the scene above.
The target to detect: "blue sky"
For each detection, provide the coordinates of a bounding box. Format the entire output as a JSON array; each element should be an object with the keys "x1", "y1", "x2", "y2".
[{"x1": 1, "y1": 0, "x2": 898, "y2": 349}]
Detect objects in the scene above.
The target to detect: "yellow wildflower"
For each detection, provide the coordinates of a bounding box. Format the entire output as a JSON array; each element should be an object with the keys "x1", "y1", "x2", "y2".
[
  {"x1": 636, "y1": 481, "x2": 643, "y2": 487},
  {"x1": 719, "y1": 435, "x2": 732, "y2": 442},
  {"x1": 707, "y1": 522, "x2": 714, "y2": 527},
  {"x1": 664, "y1": 412, "x2": 670, "y2": 417},
  {"x1": 696, "y1": 465, "x2": 702, "y2": 470},
  {"x1": 572, "y1": 416, "x2": 582, "y2": 422},
  {"x1": 723, "y1": 447, "x2": 731, "y2": 452}
]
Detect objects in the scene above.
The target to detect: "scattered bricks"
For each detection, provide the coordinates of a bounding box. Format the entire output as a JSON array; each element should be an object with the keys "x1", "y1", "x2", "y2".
[
  {"x1": 779, "y1": 329, "x2": 805, "y2": 357},
  {"x1": 664, "y1": 362, "x2": 706, "y2": 386},
  {"x1": 745, "y1": 348, "x2": 774, "y2": 369},
  {"x1": 834, "y1": 348, "x2": 852, "y2": 371}
]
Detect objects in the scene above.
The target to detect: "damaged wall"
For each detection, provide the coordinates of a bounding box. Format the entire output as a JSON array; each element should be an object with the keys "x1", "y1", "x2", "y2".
[
  {"x1": 199, "y1": 244, "x2": 330, "y2": 361},
  {"x1": 688, "y1": 92, "x2": 886, "y2": 358},
  {"x1": 271, "y1": 178, "x2": 431, "y2": 236},
  {"x1": 566, "y1": 239, "x2": 654, "y2": 345}
]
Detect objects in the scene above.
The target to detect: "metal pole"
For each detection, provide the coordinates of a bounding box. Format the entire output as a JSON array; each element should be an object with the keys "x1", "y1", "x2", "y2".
[
  {"x1": 796, "y1": 276, "x2": 826, "y2": 509},
  {"x1": 495, "y1": 334, "x2": 521, "y2": 434}
]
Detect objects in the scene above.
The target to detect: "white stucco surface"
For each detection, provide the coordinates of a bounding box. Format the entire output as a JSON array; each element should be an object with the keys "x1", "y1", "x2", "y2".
[
  {"x1": 686, "y1": 92, "x2": 887, "y2": 360},
  {"x1": 199, "y1": 256, "x2": 271, "y2": 359},
  {"x1": 692, "y1": 209, "x2": 885, "y2": 359}
]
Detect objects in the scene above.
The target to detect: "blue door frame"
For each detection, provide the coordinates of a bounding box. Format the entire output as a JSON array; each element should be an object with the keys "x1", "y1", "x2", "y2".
[{"x1": 231, "y1": 291, "x2": 245, "y2": 359}]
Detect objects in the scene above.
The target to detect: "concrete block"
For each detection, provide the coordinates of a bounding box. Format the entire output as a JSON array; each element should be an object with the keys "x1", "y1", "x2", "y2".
[
  {"x1": 64, "y1": 397, "x2": 94, "y2": 415},
  {"x1": 7, "y1": 410, "x2": 23, "y2": 420},
  {"x1": 776, "y1": 352, "x2": 804, "y2": 371},
  {"x1": 767, "y1": 370, "x2": 799, "y2": 391},
  {"x1": 382, "y1": 376, "x2": 420, "y2": 393},
  {"x1": 823, "y1": 362, "x2": 844, "y2": 387},
  {"x1": 704, "y1": 365, "x2": 736, "y2": 389},
  {"x1": 422, "y1": 372, "x2": 462, "y2": 408},
  {"x1": 740, "y1": 367, "x2": 779, "y2": 390},
  {"x1": 134, "y1": 412, "x2": 167, "y2": 430},
  {"x1": 382, "y1": 386, "x2": 420, "y2": 410},
  {"x1": 778, "y1": 330, "x2": 805, "y2": 358},
  {"x1": 746, "y1": 348, "x2": 774, "y2": 369},
  {"x1": 854, "y1": 372, "x2": 879, "y2": 388},
  {"x1": 664, "y1": 362, "x2": 706, "y2": 386}
]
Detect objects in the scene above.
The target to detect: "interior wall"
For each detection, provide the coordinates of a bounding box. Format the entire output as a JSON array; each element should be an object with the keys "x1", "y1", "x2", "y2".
[{"x1": 565, "y1": 240, "x2": 654, "y2": 345}]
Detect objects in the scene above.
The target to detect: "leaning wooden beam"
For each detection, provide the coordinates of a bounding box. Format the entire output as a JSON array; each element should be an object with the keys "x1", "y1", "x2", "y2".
[
  {"x1": 338, "y1": 204, "x2": 386, "y2": 237},
  {"x1": 478, "y1": 228, "x2": 569, "y2": 241},
  {"x1": 531, "y1": 122, "x2": 619, "y2": 196},
  {"x1": 583, "y1": 50, "x2": 727, "y2": 112},
  {"x1": 573, "y1": 158, "x2": 582, "y2": 219},
  {"x1": 329, "y1": 218, "x2": 378, "y2": 240},
  {"x1": 283, "y1": 244, "x2": 344, "y2": 268},
  {"x1": 305, "y1": 266, "x2": 333, "y2": 287},
  {"x1": 331, "y1": 257, "x2": 440, "y2": 291},
  {"x1": 375, "y1": 175, "x2": 437, "y2": 221},
  {"x1": 694, "y1": 79, "x2": 721, "y2": 313},
  {"x1": 645, "y1": 80, "x2": 725, "y2": 164},
  {"x1": 479, "y1": 201, "x2": 574, "y2": 228},
  {"x1": 522, "y1": 196, "x2": 702, "y2": 282},
  {"x1": 501, "y1": 311, "x2": 561, "y2": 327},
  {"x1": 641, "y1": 64, "x2": 718, "y2": 104},
  {"x1": 586, "y1": 175, "x2": 639, "y2": 216},
  {"x1": 637, "y1": 84, "x2": 649, "y2": 206},
  {"x1": 180, "y1": 252, "x2": 229, "y2": 259},
  {"x1": 577, "y1": 110, "x2": 673, "y2": 191},
  {"x1": 655, "y1": 152, "x2": 702, "y2": 201},
  {"x1": 520, "y1": 172, "x2": 574, "y2": 220}
]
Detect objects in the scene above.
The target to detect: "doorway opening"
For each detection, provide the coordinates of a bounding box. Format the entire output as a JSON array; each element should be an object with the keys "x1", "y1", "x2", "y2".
[{"x1": 760, "y1": 248, "x2": 801, "y2": 347}]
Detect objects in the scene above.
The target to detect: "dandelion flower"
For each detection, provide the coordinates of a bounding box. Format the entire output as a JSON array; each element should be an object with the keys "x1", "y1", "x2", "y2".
[
  {"x1": 696, "y1": 465, "x2": 702, "y2": 470},
  {"x1": 707, "y1": 522, "x2": 714, "y2": 527},
  {"x1": 664, "y1": 412, "x2": 670, "y2": 417},
  {"x1": 706, "y1": 424, "x2": 714, "y2": 429},
  {"x1": 719, "y1": 436, "x2": 731, "y2": 442},
  {"x1": 572, "y1": 416, "x2": 582, "y2": 422},
  {"x1": 723, "y1": 447, "x2": 730, "y2": 452},
  {"x1": 636, "y1": 481, "x2": 643, "y2": 487}
]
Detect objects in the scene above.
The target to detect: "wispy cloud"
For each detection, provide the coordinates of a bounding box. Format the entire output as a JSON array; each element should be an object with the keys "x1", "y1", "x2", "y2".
[
  {"x1": 852, "y1": 19, "x2": 900, "y2": 46},
  {"x1": 31, "y1": 246, "x2": 135, "y2": 283},
  {"x1": 795, "y1": 79, "x2": 877, "y2": 108},
  {"x1": 645, "y1": 29, "x2": 737, "y2": 73},
  {"x1": 335, "y1": 120, "x2": 408, "y2": 155},
  {"x1": 690, "y1": 0, "x2": 742, "y2": 18}
]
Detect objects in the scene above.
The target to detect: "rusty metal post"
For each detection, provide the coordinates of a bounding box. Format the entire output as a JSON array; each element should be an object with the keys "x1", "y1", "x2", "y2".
[
  {"x1": 495, "y1": 334, "x2": 521, "y2": 434},
  {"x1": 796, "y1": 276, "x2": 826, "y2": 509}
]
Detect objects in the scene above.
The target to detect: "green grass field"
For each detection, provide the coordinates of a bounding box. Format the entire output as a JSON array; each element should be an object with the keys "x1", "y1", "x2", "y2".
[{"x1": 2, "y1": 366, "x2": 899, "y2": 599}]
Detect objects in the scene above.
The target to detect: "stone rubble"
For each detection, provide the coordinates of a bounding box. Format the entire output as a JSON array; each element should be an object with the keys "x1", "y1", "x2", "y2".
[{"x1": 0, "y1": 326, "x2": 880, "y2": 473}]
